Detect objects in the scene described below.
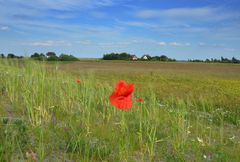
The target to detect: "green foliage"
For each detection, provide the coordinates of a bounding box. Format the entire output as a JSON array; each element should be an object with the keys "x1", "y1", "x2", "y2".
[
  {"x1": 141, "y1": 54, "x2": 176, "y2": 62},
  {"x1": 0, "y1": 118, "x2": 29, "y2": 161},
  {"x1": 46, "y1": 52, "x2": 59, "y2": 61},
  {"x1": 7, "y1": 53, "x2": 15, "y2": 58},
  {"x1": 30, "y1": 52, "x2": 46, "y2": 61},
  {"x1": 103, "y1": 52, "x2": 132, "y2": 60},
  {"x1": 46, "y1": 52, "x2": 56, "y2": 57},
  {"x1": 159, "y1": 55, "x2": 168, "y2": 61},
  {"x1": 59, "y1": 54, "x2": 78, "y2": 61},
  {"x1": 189, "y1": 56, "x2": 240, "y2": 64},
  {"x1": 7, "y1": 53, "x2": 23, "y2": 59},
  {"x1": 47, "y1": 55, "x2": 59, "y2": 61},
  {"x1": 30, "y1": 52, "x2": 78, "y2": 61},
  {"x1": 4, "y1": 54, "x2": 23, "y2": 59}
]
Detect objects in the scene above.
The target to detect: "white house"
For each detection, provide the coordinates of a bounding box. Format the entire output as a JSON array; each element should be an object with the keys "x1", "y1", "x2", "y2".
[
  {"x1": 142, "y1": 55, "x2": 148, "y2": 60},
  {"x1": 131, "y1": 55, "x2": 138, "y2": 61}
]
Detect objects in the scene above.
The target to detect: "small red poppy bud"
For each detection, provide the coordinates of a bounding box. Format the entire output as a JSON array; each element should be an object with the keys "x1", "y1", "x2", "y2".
[{"x1": 137, "y1": 98, "x2": 143, "y2": 103}]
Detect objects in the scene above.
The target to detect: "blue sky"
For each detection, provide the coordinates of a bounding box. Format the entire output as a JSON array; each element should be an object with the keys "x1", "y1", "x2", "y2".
[{"x1": 0, "y1": 0, "x2": 240, "y2": 59}]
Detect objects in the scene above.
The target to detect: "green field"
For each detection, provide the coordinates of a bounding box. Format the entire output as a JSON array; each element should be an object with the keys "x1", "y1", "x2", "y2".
[{"x1": 0, "y1": 59, "x2": 240, "y2": 161}]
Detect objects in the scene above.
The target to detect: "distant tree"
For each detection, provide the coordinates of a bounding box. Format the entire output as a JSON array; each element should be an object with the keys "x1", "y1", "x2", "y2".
[
  {"x1": 46, "y1": 52, "x2": 56, "y2": 57},
  {"x1": 151, "y1": 56, "x2": 160, "y2": 61},
  {"x1": 59, "y1": 54, "x2": 78, "y2": 61},
  {"x1": 30, "y1": 52, "x2": 46, "y2": 61},
  {"x1": 30, "y1": 52, "x2": 40, "y2": 58},
  {"x1": 0, "y1": 54, "x2": 5, "y2": 58},
  {"x1": 7, "y1": 53, "x2": 16, "y2": 58},
  {"x1": 103, "y1": 52, "x2": 131, "y2": 60},
  {"x1": 168, "y1": 58, "x2": 176, "y2": 62},
  {"x1": 159, "y1": 55, "x2": 168, "y2": 61},
  {"x1": 16, "y1": 56, "x2": 24, "y2": 59},
  {"x1": 46, "y1": 52, "x2": 58, "y2": 61},
  {"x1": 119, "y1": 52, "x2": 131, "y2": 60},
  {"x1": 39, "y1": 53, "x2": 46, "y2": 61},
  {"x1": 47, "y1": 55, "x2": 59, "y2": 61},
  {"x1": 232, "y1": 57, "x2": 240, "y2": 64},
  {"x1": 221, "y1": 56, "x2": 231, "y2": 63},
  {"x1": 194, "y1": 59, "x2": 204, "y2": 62},
  {"x1": 188, "y1": 59, "x2": 204, "y2": 62},
  {"x1": 189, "y1": 57, "x2": 239, "y2": 64},
  {"x1": 205, "y1": 59, "x2": 210, "y2": 62}
]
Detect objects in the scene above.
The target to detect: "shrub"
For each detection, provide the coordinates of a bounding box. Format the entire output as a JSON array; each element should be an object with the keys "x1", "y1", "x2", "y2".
[
  {"x1": 47, "y1": 55, "x2": 59, "y2": 61},
  {"x1": 59, "y1": 54, "x2": 78, "y2": 61}
]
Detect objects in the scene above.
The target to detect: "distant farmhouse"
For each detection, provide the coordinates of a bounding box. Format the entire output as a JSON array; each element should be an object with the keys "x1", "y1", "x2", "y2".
[
  {"x1": 131, "y1": 55, "x2": 138, "y2": 61},
  {"x1": 142, "y1": 55, "x2": 149, "y2": 60}
]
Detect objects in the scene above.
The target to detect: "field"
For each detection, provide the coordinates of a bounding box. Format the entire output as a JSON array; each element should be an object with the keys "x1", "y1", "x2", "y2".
[{"x1": 0, "y1": 59, "x2": 240, "y2": 161}]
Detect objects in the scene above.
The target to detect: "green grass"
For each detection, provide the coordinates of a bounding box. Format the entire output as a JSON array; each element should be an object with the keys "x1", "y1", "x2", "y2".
[{"x1": 0, "y1": 59, "x2": 240, "y2": 161}]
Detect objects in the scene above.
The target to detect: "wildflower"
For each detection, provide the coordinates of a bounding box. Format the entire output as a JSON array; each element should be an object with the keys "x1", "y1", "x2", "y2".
[
  {"x1": 197, "y1": 137, "x2": 203, "y2": 143},
  {"x1": 26, "y1": 150, "x2": 37, "y2": 161},
  {"x1": 158, "y1": 103, "x2": 165, "y2": 107},
  {"x1": 109, "y1": 80, "x2": 134, "y2": 110},
  {"x1": 197, "y1": 137, "x2": 205, "y2": 146},
  {"x1": 62, "y1": 81, "x2": 68, "y2": 85},
  {"x1": 76, "y1": 79, "x2": 81, "y2": 84},
  {"x1": 229, "y1": 135, "x2": 235, "y2": 140},
  {"x1": 137, "y1": 98, "x2": 143, "y2": 103}
]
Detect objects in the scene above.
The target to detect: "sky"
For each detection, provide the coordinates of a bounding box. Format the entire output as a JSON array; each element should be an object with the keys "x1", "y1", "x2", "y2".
[{"x1": 0, "y1": 0, "x2": 240, "y2": 59}]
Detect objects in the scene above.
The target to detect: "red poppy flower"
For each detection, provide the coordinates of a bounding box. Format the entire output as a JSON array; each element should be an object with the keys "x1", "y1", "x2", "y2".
[
  {"x1": 137, "y1": 98, "x2": 143, "y2": 103},
  {"x1": 109, "y1": 80, "x2": 134, "y2": 110},
  {"x1": 76, "y1": 79, "x2": 81, "y2": 84}
]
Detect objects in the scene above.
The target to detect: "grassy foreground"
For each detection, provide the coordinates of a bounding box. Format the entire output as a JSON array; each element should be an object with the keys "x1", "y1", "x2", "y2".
[{"x1": 0, "y1": 59, "x2": 240, "y2": 161}]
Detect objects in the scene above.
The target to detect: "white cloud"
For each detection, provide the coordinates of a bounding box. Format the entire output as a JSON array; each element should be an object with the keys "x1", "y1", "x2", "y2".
[
  {"x1": 137, "y1": 7, "x2": 211, "y2": 18},
  {"x1": 135, "y1": 7, "x2": 239, "y2": 22},
  {"x1": 91, "y1": 11, "x2": 107, "y2": 18},
  {"x1": 98, "y1": 42, "x2": 130, "y2": 48},
  {"x1": 116, "y1": 19, "x2": 158, "y2": 28},
  {"x1": 76, "y1": 40, "x2": 93, "y2": 45},
  {"x1": 169, "y1": 42, "x2": 182, "y2": 46},
  {"x1": 23, "y1": 40, "x2": 72, "y2": 47},
  {"x1": 0, "y1": 0, "x2": 116, "y2": 24},
  {"x1": 198, "y1": 42, "x2": 224, "y2": 48},
  {"x1": 198, "y1": 42, "x2": 206, "y2": 46},
  {"x1": 224, "y1": 48, "x2": 236, "y2": 52},
  {"x1": 0, "y1": 26, "x2": 9, "y2": 30},
  {"x1": 157, "y1": 41, "x2": 191, "y2": 47},
  {"x1": 159, "y1": 42, "x2": 167, "y2": 46},
  {"x1": 5, "y1": 0, "x2": 115, "y2": 11}
]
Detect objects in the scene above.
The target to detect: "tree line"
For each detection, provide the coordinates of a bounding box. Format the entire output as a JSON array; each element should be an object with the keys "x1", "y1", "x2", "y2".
[
  {"x1": 1, "y1": 52, "x2": 239, "y2": 63},
  {"x1": 102, "y1": 52, "x2": 240, "y2": 64},
  {"x1": 0, "y1": 53, "x2": 24, "y2": 59},
  {"x1": 188, "y1": 57, "x2": 240, "y2": 64},
  {"x1": 0, "y1": 52, "x2": 79, "y2": 61},
  {"x1": 102, "y1": 52, "x2": 176, "y2": 61}
]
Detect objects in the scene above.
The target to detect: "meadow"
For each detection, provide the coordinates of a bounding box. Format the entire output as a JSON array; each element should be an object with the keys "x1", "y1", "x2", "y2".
[{"x1": 0, "y1": 59, "x2": 240, "y2": 161}]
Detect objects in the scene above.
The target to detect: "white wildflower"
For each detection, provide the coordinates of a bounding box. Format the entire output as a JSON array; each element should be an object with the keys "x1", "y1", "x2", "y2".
[{"x1": 197, "y1": 137, "x2": 203, "y2": 143}]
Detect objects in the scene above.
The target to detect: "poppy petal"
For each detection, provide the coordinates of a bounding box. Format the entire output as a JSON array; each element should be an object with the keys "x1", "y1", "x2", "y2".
[
  {"x1": 109, "y1": 93, "x2": 132, "y2": 110},
  {"x1": 109, "y1": 80, "x2": 134, "y2": 110}
]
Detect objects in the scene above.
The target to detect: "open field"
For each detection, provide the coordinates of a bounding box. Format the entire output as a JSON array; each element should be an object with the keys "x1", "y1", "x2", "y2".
[{"x1": 0, "y1": 59, "x2": 240, "y2": 161}]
